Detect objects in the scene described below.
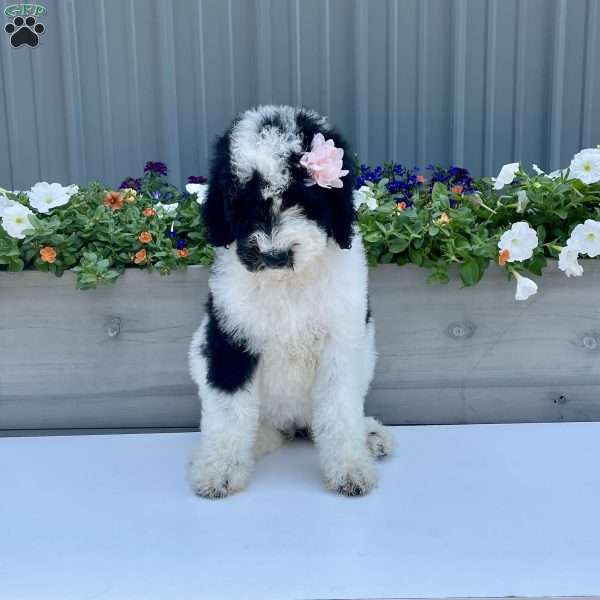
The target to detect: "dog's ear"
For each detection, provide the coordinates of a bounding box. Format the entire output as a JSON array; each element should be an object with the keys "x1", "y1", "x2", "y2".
[
  {"x1": 329, "y1": 181, "x2": 355, "y2": 250},
  {"x1": 202, "y1": 183, "x2": 234, "y2": 247},
  {"x1": 202, "y1": 133, "x2": 235, "y2": 247},
  {"x1": 327, "y1": 133, "x2": 356, "y2": 250}
]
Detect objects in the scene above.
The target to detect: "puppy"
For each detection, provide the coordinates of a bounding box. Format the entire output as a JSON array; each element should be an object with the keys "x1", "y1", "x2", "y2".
[{"x1": 188, "y1": 105, "x2": 393, "y2": 498}]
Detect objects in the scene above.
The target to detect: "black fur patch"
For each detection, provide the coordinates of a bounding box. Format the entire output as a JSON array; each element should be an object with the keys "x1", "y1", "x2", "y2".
[
  {"x1": 283, "y1": 110, "x2": 356, "y2": 250},
  {"x1": 260, "y1": 112, "x2": 285, "y2": 132},
  {"x1": 201, "y1": 295, "x2": 259, "y2": 394}
]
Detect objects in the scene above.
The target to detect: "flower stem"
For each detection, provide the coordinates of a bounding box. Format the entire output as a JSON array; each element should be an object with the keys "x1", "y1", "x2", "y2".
[{"x1": 479, "y1": 201, "x2": 497, "y2": 215}]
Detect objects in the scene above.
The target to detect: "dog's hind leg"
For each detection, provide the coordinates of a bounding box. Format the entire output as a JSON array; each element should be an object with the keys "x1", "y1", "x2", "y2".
[
  {"x1": 254, "y1": 421, "x2": 285, "y2": 459},
  {"x1": 364, "y1": 416, "x2": 395, "y2": 459}
]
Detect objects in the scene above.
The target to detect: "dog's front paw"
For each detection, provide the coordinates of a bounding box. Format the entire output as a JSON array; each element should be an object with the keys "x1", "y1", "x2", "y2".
[
  {"x1": 188, "y1": 451, "x2": 252, "y2": 499},
  {"x1": 324, "y1": 457, "x2": 378, "y2": 497}
]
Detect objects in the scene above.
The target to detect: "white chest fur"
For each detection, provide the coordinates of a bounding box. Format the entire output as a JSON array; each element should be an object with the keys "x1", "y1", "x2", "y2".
[{"x1": 208, "y1": 235, "x2": 369, "y2": 428}]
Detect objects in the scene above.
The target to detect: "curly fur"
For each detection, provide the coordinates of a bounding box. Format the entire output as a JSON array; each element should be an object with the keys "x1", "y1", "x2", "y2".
[{"x1": 188, "y1": 105, "x2": 393, "y2": 498}]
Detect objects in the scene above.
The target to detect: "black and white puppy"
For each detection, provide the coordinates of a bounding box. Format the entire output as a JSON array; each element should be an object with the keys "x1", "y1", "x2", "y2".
[{"x1": 188, "y1": 105, "x2": 393, "y2": 498}]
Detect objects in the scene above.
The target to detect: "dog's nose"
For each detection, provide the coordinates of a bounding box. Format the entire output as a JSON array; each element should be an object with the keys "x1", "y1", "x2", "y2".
[{"x1": 261, "y1": 250, "x2": 291, "y2": 269}]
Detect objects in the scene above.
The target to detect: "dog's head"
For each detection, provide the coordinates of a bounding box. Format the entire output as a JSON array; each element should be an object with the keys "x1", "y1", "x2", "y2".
[{"x1": 202, "y1": 105, "x2": 355, "y2": 272}]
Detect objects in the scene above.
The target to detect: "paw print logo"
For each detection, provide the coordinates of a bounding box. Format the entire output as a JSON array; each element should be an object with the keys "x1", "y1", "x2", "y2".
[{"x1": 5, "y1": 16, "x2": 45, "y2": 48}]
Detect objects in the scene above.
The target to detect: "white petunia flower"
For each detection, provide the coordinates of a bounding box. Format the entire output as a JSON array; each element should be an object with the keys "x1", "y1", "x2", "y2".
[
  {"x1": 514, "y1": 272, "x2": 538, "y2": 301},
  {"x1": 156, "y1": 202, "x2": 178, "y2": 216},
  {"x1": 493, "y1": 162, "x2": 520, "y2": 190},
  {"x1": 567, "y1": 219, "x2": 600, "y2": 257},
  {"x1": 568, "y1": 148, "x2": 600, "y2": 184},
  {"x1": 532, "y1": 164, "x2": 546, "y2": 176},
  {"x1": 516, "y1": 190, "x2": 529, "y2": 213},
  {"x1": 27, "y1": 182, "x2": 78, "y2": 213},
  {"x1": 0, "y1": 193, "x2": 16, "y2": 216},
  {"x1": 498, "y1": 221, "x2": 538, "y2": 262},
  {"x1": 548, "y1": 169, "x2": 566, "y2": 179},
  {"x1": 353, "y1": 185, "x2": 377, "y2": 210},
  {"x1": 0, "y1": 203, "x2": 34, "y2": 239},
  {"x1": 558, "y1": 245, "x2": 583, "y2": 277},
  {"x1": 186, "y1": 183, "x2": 208, "y2": 205}
]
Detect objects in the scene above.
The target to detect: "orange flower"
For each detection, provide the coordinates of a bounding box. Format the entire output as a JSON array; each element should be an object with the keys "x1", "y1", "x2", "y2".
[
  {"x1": 40, "y1": 246, "x2": 57, "y2": 264},
  {"x1": 451, "y1": 184, "x2": 463, "y2": 194},
  {"x1": 138, "y1": 231, "x2": 152, "y2": 244},
  {"x1": 143, "y1": 207, "x2": 156, "y2": 217},
  {"x1": 498, "y1": 248, "x2": 510, "y2": 266},
  {"x1": 438, "y1": 212, "x2": 451, "y2": 225},
  {"x1": 133, "y1": 249, "x2": 147, "y2": 264},
  {"x1": 104, "y1": 191, "x2": 124, "y2": 211},
  {"x1": 395, "y1": 201, "x2": 407, "y2": 214},
  {"x1": 416, "y1": 175, "x2": 426, "y2": 184},
  {"x1": 178, "y1": 248, "x2": 189, "y2": 258}
]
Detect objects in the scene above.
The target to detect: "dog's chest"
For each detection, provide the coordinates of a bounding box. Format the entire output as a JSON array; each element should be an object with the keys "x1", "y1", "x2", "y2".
[
  {"x1": 247, "y1": 275, "x2": 328, "y2": 425},
  {"x1": 238, "y1": 270, "x2": 331, "y2": 348},
  {"x1": 257, "y1": 327, "x2": 323, "y2": 427}
]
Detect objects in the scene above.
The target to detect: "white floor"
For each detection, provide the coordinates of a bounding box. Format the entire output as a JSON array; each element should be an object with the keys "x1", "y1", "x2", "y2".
[{"x1": 1, "y1": 423, "x2": 599, "y2": 600}]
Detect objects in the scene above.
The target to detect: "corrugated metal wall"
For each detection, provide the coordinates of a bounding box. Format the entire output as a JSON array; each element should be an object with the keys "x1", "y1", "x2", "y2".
[{"x1": 1, "y1": 0, "x2": 599, "y2": 192}]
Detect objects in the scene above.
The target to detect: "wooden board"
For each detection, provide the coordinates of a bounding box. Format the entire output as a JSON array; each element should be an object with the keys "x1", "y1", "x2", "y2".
[{"x1": 1, "y1": 262, "x2": 600, "y2": 430}]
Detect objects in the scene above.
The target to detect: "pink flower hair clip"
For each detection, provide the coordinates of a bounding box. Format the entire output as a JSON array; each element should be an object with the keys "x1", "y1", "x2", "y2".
[{"x1": 300, "y1": 133, "x2": 349, "y2": 189}]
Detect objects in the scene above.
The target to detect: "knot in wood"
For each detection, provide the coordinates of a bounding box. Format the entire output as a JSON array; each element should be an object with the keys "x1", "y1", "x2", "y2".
[
  {"x1": 447, "y1": 320, "x2": 476, "y2": 340},
  {"x1": 105, "y1": 316, "x2": 121, "y2": 338}
]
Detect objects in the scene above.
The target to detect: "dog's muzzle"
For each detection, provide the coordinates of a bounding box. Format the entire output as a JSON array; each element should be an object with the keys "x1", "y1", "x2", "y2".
[{"x1": 236, "y1": 239, "x2": 294, "y2": 271}]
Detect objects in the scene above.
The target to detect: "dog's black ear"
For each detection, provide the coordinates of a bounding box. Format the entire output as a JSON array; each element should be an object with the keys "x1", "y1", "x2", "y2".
[
  {"x1": 329, "y1": 182, "x2": 355, "y2": 249},
  {"x1": 328, "y1": 133, "x2": 356, "y2": 250},
  {"x1": 202, "y1": 132, "x2": 235, "y2": 247}
]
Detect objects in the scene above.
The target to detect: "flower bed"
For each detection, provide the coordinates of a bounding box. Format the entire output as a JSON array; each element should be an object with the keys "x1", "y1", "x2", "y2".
[
  {"x1": 2, "y1": 150, "x2": 600, "y2": 298},
  {"x1": 3, "y1": 149, "x2": 600, "y2": 430}
]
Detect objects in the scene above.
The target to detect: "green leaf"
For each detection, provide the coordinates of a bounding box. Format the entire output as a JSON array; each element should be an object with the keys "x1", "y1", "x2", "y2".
[
  {"x1": 363, "y1": 232, "x2": 383, "y2": 243},
  {"x1": 432, "y1": 182, "x2": 449, "y2": 204},
  {"x1": 460, "y1": 259, "x2": 481, "y2": 286},
  {"x1": 388, "y1": 237, "x2": 410, "y2": 253},
  {"x1": 526, "y1": 254, "x2": 547, "y2": 276},
  {"x1": 408, "y1": 246, "x2": 424, "y2": 266},
  {"x1": 536, "y1": 225, "x2": 546, "y2": 242},
  {"x1": 7, "y1": 257, "x2": 25, "y2": 271}
]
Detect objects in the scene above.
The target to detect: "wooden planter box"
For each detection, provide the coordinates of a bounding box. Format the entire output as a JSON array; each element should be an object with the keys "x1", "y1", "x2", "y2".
[{"x1": 1, "y1": 262, "x2": 599, "y2": 431}]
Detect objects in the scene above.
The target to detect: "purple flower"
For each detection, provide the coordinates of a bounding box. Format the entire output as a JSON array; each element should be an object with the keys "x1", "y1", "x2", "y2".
[
  {"x1": 144, "y1": 161, "x2": 168, "y2": 176},
  {"x1": 355, "y1": 164, "x2": 385, "y2": 188},
  {"x1": 151, "y1": 191, "x2": 161, "y2": 201},
  {"x1": 119, "y1": 177, "x2": 141, "y2": 191},
  {"x1": 426, "y1": 164, "x2": 475, "y2": 194},
  {"x1": 176, "y1": 239, "x2": 187, "y2": 250},
  {"x1": 387, "y1": 180, "x2": 411, "y2": 194},
  {"x1": 168, "y1": 230, "x2": 177, "y2": 239},
  {"x1": 187, "y1": 175, "x2": 208, "y2": 184}
]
